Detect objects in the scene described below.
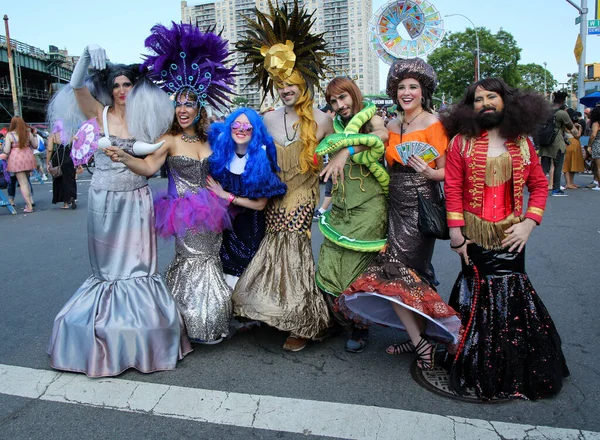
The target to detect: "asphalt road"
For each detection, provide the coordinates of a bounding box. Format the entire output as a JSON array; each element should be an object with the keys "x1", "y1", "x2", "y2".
[{"x1": 0, "y1": 174, "x2": 599, "y2": 439}]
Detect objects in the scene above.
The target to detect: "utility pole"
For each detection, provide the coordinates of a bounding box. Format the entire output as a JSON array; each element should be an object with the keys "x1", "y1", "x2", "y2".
[
  {"x1": 3, "y1": 15, "x2": 21, "y2": 117},
  {"x1": 543, "y1": 61, "x2": 548, "y2": 100},
  {"x1": 446, "y1": 14, "x2": 480, "y2": 81},
  {"x1": 565, "y1": 0, "x2": 588, "y2": 112}
]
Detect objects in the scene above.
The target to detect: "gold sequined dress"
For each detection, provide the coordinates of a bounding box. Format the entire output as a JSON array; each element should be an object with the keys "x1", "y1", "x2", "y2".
[{"x1": 232, "y1": 140, "x2": 331, "y2": 339}]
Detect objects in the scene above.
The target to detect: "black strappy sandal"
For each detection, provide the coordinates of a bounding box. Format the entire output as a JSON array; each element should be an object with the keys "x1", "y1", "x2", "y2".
[
  {"x1": 415, "y1": 336, "x2": 437, "y2": 370},
  {"x1": 386, "y1": 340, "x2": 415, "y2": 355}
]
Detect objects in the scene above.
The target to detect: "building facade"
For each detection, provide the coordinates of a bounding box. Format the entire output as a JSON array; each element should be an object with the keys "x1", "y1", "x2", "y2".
[{"x1": 181, "y1": 0, "x2": 379, "y2": 110}]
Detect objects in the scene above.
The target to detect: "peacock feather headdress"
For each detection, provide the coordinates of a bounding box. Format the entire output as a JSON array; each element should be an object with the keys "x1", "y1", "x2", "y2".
[
  {"x1": 141, "y1": 22, "x2": 236, "y2": 110},
  {"x1": 235, "y1": 0, "x2": 332, "y2": 101}
]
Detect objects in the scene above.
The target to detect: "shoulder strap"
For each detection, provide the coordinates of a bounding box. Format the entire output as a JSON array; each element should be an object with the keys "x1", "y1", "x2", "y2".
[{"x1": 102, "y1": 106, "x2": 110, "y2": 137}]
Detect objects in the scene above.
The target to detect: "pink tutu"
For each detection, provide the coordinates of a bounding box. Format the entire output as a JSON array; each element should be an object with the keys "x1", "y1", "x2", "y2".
[{"x1": 154, "y1": 189, "x2": 233, "y2": 238}]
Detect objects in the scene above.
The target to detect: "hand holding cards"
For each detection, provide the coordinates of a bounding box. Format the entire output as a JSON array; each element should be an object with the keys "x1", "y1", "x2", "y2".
[{"x1": 395, "y1": 141, "x2": 440, "y2": 166}]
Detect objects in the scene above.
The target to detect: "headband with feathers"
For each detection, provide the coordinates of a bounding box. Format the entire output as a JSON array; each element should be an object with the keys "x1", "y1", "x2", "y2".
[
  {"x1": 235, "y1": 0, "x2": 332, "y2": 101},
  {"x1": 141, "y1": 22, "x2": 236, "y2": 110}
]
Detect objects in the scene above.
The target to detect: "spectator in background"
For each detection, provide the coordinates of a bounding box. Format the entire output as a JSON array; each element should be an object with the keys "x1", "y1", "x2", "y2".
[
  {"x1": 47, "y1": 123, "x2": 77, "y2": 209},
  {"x1": 539, "y1": 91, "x2": 573, "y2": 196},
  {"x1": 563, "y1": 109, "x2": 585, "y2": 189},
  {"x1": 587, "y1": 106, "x2": 600, "y2": 190},
  {"x1": 583, "y1": 108, "x2": 592, "y2": 136},
  {"x1": 33, "y1": 130, "x2": 48, "y2": 181},
  {"x1": 2, "y1": 116, "x2": 37, "y2": 212}
]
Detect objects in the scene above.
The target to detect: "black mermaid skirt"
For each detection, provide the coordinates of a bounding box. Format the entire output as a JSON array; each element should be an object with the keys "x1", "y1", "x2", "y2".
[{"x1": 447, "y1": 244, "x2": 569, "y2": 400}]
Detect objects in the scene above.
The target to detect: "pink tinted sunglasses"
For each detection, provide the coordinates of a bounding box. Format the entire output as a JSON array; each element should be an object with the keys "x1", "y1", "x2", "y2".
[{"x1": 231, "y1": 121, "x2": 253, "y2": 132}]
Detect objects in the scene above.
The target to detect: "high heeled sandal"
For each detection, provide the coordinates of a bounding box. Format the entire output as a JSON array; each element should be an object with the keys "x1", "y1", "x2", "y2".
[
  {"x1": 415, "y1": 336, "x2": 437, "y2": 370},
  {"x1": 386, "y1": 340, "x2": 415, "y2": 355}
]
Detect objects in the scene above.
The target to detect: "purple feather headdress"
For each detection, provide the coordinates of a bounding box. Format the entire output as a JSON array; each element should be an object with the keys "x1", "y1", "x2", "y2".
[{"x1": 141, "y1": 22, "x2": 236, "y2": 110}]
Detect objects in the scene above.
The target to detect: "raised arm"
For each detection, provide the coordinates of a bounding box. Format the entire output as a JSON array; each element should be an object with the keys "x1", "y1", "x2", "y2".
[{"x1": 71, "y1": 45, "x2": 107, "y2": 120}]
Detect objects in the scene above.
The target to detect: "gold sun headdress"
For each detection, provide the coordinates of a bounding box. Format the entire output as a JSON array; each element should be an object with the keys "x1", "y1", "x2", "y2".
[
  {"x1": 236, "y1": 0, "x2": 332, "y2": 102},
  {"x1": 236, "y1": 0, "x2": 332, "y2": 175}
]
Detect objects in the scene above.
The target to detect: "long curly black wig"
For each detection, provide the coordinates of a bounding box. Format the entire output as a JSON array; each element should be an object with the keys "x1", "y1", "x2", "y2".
[{"x1": 440, "y1": 77, "x2": 551, "y2": 140}]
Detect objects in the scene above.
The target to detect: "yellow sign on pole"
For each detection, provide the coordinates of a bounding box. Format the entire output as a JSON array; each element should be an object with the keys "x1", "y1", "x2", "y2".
[
  {"x1": 574, "y1": 34, "x2": 583, "y2": 64},
  {"x1": 597, "y1": 0, "x2": 600, "y2": 19}
]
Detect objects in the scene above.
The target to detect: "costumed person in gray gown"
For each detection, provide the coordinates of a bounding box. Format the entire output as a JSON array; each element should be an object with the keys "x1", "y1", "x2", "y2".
[
  {"x1": 106, "y1": 23, "x2": 236, "y2": 344},
  {"x1": 46, "y1": 43, "x2": 192, "y2": 377}
]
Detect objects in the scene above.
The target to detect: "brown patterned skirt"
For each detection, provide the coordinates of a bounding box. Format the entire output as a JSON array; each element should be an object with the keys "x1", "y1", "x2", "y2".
[{"x1": 338, "y1": 165, "x2": 460, "y2": 343}]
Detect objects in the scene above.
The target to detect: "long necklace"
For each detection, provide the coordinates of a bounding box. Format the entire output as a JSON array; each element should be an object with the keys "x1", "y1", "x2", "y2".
[
  {"x1": 400, "y1": 110, "x2": 425, "y2": 134},
  {"x1": 181, "y1": 132, "x2": 200, "y2": 143},
  {"x1": 284, "y1": 109, "x2": 298, "y2": 144}
]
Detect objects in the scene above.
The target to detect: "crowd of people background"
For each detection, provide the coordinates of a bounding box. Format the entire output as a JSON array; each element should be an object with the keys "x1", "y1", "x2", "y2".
[{"x1": 5, "y1": 0, "x2": 596, "y2": 402}]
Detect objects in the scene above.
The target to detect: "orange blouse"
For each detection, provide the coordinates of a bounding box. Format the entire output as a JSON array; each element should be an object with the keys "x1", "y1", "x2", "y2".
[{"x1": 385, "y1": 120, "x2": 449, "y2": 168}]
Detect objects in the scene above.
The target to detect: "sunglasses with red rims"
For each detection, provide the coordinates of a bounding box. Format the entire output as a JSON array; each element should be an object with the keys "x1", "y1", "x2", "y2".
[{"x1": 231, "y1": 121, "x2": 253, "y2": 132}]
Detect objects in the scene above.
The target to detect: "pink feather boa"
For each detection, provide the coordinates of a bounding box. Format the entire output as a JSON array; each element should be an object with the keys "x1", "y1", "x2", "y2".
[{"x1": 154, "y1": 189, "x2": 232, "y2": 238}]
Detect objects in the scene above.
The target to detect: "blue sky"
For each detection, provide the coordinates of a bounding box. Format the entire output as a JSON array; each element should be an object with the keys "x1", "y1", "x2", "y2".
[{"x1": 3, "y1": 0, "x2": 598, "y2": 92}]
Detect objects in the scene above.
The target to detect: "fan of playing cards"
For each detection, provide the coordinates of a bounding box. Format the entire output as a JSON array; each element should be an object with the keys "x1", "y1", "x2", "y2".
[{"x1": 395, "y1": 141, "x2": 440, "y2": 165}]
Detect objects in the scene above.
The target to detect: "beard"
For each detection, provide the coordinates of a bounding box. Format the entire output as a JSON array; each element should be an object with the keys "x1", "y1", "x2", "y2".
[{"x1": 476, "y1": 108, "x2": 504, "y2": 129}]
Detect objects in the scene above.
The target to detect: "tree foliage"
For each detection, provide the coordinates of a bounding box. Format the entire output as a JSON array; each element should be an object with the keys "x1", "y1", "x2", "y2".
[
  {"x1": 518, "y1": 63, "x2": 557, "y2": 95},
  {"x1": 427, "y1": 28, "x2": 521, "y2": 102},
  {"x1": 232, "y1": 96, "x2": 249, "y2": 108}
]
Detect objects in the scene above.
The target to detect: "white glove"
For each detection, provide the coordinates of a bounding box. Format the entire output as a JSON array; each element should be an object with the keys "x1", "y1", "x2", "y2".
[
  {"x1": 70, "y1": 44, "x2": 107, "y2": 89},
  {"x1": 87, "y1": 45, "x2": 107, "y2": 70}
]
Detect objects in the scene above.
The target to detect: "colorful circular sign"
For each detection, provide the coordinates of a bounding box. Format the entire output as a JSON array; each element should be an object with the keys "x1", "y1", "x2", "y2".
[{"x1": 370, "y1": 0, "x2": 445, "y2": 63}]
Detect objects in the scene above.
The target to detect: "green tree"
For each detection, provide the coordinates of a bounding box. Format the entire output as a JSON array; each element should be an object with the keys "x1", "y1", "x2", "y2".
[
  {"x1": 518, "y1": 63, "x2": 557, "y2": 95},
  {"x1": 427, "y1": 28, "x2": 521, "y2": 102},
  {"x1": 232, "y1": 96, "x2": 249, "y2": 108}
]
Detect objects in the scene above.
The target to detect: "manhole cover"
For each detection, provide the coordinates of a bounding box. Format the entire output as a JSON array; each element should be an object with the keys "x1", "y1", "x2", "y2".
[{"x1": 410, "y1": 354, "x2": 512, "y2": 404}]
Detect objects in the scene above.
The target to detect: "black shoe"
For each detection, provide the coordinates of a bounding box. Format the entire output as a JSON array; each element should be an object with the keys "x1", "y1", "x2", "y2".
[{"x1": 70, "y1": 198, "x2": 77, "y2": 209}]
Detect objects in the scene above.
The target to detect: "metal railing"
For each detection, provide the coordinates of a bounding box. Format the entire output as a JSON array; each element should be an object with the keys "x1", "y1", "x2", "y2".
[
  {"x1": 0, "y1": 35, "x2": 46, "y2": 59},
  {"x1": 0, "y1": 85, "x2": 49, "y2": 100}
]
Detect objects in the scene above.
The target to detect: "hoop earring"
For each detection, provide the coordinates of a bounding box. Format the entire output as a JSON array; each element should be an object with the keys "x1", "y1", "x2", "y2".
[{"x1": 421, "y1": 97, "x2": 425, "y2": 105}]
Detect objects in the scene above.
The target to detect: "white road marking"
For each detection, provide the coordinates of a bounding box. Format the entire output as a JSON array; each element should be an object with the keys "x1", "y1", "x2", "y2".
[{"x1": 0, "y1": 363, "x2": 597, "y2": 440}]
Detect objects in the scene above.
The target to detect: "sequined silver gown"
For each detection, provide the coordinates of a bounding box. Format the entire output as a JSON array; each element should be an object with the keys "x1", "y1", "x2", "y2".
[
  {"x1": 48, "y1": 136, "x2": 192, "y2": 377},
  {"x1": 164, "y1": 156, "x2": 232, "y2": 342}
]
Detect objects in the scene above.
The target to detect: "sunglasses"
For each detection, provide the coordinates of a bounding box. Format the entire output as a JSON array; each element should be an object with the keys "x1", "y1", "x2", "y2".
[{"x1": 231, "y1": 121, "x2": 253, "y2": 132}]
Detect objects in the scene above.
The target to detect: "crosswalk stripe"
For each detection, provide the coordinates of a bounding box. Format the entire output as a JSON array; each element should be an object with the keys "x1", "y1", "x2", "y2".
[{"x1": 0, "y1": 363, "x2": 597, "y2": 439}]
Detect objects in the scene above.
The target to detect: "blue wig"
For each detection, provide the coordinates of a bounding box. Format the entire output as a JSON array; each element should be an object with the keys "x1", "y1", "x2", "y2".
[{"x1": 209, "y1": 108, "x2": 286, "y2": 198}]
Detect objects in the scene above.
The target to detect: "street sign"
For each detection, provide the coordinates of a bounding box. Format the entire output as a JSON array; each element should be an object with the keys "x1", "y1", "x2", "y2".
[
  {"x1": 576, "y1": 16, "x2": 581, "y2": 25},
  {"x1": 574, "y1": 34, "x2": 583, "y2": 63},
  {"x1": 588, "y1": 19, "x2": 600, "y2": 27},
  {"x1": 589, "y1": 27, "x2": 600, "y2": 35}
]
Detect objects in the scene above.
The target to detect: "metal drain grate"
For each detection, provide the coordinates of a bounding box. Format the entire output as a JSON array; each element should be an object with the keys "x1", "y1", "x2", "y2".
[{"x1": 410, "y1": 356, "x2": 512, "y2": 404}]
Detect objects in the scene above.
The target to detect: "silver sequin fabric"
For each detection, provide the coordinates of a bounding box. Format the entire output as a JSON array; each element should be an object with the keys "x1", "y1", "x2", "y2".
[
  {"x1": 164, "y1": 156, "x2": 232, "y2": 341},
  {"x1": 91, "y1": 136, "x2": 148, "y2": 192}
]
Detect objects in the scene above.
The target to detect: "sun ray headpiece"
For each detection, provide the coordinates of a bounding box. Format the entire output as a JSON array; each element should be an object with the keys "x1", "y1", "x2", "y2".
[
  {"x1": 235, "y1": 0, "x2": 332, "y2": 102},
  {"x1": 141, "y1": 22, "x2": 236, "y2": 110}
]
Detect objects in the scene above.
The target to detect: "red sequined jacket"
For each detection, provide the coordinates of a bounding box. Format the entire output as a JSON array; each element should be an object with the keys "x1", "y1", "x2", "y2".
[{"x1": 445, "y1": 132, "x2": 548, "y2": 227}]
